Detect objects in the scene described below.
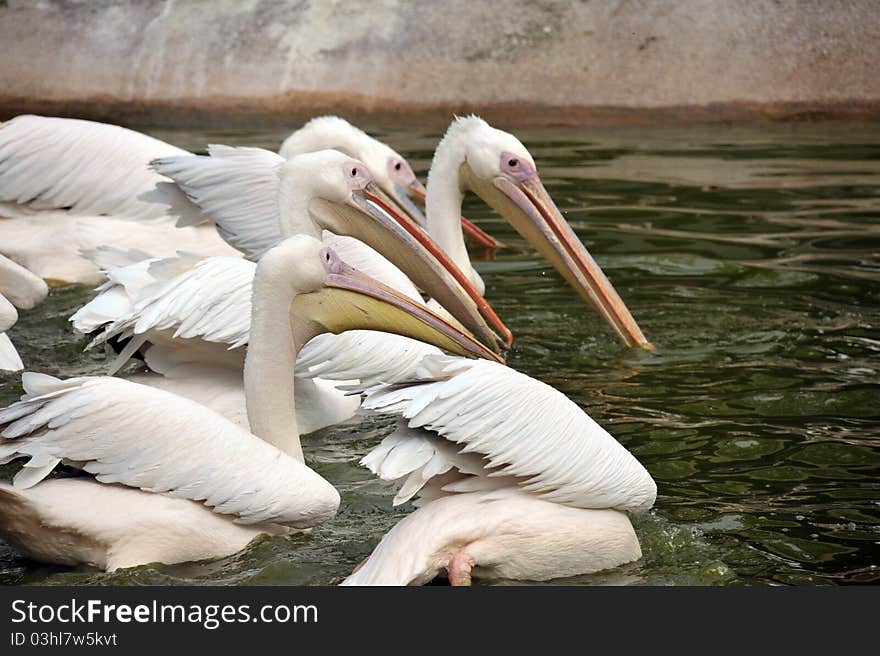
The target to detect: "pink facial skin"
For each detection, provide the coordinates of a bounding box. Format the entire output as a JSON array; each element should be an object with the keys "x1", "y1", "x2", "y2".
[
  {"x1": 319, "y1": 246, "x2": 345, "y2": 274},
  {"x1": 500, "y1": 151, "x2": 537, "y2": 182},
  {"x1": 344, "y1": 162, "x2": 372, "y2": 191},
  {"x1": 387, "y1": 157, "x2": 417, "y2": 186}
]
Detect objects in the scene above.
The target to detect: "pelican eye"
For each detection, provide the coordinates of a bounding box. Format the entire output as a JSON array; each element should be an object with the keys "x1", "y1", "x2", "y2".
[
  {"x1": 394, "y1": 162, "x2": 402, "y2": 171},
  {"x1": 508, "y1": 158, "x2": 518, "y2": 168},
  {"x1": 351, "y1": 168, "x2": 358, "y2": 177},
  {"x1": 320, "y1": 247, "x2": 344, "y2": 273}
]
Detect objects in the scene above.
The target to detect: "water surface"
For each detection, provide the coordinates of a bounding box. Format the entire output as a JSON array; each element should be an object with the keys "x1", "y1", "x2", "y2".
[{"x1": 1, "y1": 122, "x2": 878, "y2": 585}]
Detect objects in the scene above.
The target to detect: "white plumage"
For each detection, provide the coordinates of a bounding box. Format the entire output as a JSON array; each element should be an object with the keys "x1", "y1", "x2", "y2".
[
  {"x1": 152, "y1": 145, "x2": 287, "y2": 259},
  {"x1": 296, "y1": 332, "x2": 442, "y2": 387},
  {"x1": 0, "y1": 373, "x2": 339, "y2": 527},
  {"x1": 0, "y1": 115, "x2": 238, "y2": 285},
  {"x1": 0, "y1": 365, "x2": 338, "y2": 573},
  {"x1": 0, "y1": 232, "x2": 499, "y2": 572},
  {"x1": 73, "y1": 232, "x2": 442, "y2": 433},
  {"x1": 78, "y1": 233, "x2": 425, "y2": 354},
  {"x1": 343, "y1": 354, "x2": 656, "y2": 585},
  {"x1": 0, "y1": 115, "x2": 198, "y2": 222},
  {"x1": 89, "y1": 255, "x2": 256, "y2": 352},
  {"x1": 341, "y1": 489, "x2": 643, "y2": 586},
  {"x1": 360, "y1": 355, "x2": 656, "y2": 513},
  {"x1": 0, "y1": 478, "x2": 286, "y2": 572}
]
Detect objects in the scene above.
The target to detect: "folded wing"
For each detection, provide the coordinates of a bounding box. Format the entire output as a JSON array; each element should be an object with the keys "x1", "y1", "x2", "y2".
[
  {"x1": 0, "y1": 373, "x2": 339, "y2": 526},
  {"x1": 360, "y1": 355, "x2": 657, "y2": 513},
  {"x1": 0, "y1": 115, "x2": 204, "y2": 224}
]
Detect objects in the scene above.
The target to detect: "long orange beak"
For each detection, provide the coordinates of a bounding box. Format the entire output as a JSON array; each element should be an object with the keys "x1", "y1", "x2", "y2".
[
  {"x1": 407, "y1": 181, "x2": 501, "y2": 251},
  {"x1": 458, "y1": 156, "x2": 650, "y2": 350},
  {"x1": 493, "y1": 174, "x2": 652, "y2": 350}
]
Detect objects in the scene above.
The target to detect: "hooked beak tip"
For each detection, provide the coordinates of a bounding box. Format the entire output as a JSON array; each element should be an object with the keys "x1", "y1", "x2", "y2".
[{"x1": 406, "y1": 180, "x2": 427, "y2": 201}]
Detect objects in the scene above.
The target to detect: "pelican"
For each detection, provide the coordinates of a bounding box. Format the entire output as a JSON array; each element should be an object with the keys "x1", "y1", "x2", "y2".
[
  {"x1": 341, "y1": 353, "x2": 656, "y2": 586},
  {"x1": 279, "y1": 115, "x2": 499, "y2": 250},
  {"x1": 0, "y1": 234, "x2": 497, "y2": 571},
  {"x1": 0, "y1": 115, "x2": 240, "y2": 286},
  {"x1": 71, "y1": 149, "x2": 506, "y2": 434},
  {"x1": 418, "y1": 116, "x2": 650, "y2": 349},
  {"x1": 0, "y1": 255, "x2": 48, "y2": 371}
]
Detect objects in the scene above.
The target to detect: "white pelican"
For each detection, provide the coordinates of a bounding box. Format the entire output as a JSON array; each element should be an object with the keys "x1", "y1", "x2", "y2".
[
  {"x1": 419, "y1": 116, "x2": 651, "y2": 349},
  {"x1": 0, "y1": 234, "x2": 496, "y2": 571},
  {"x1": 0, "y1": 255, "x2": 48, "y2": 372},
  {"x1": 279, "y1": 115, "x2": 499, "y2": 250},
  {"x1": 341, "y1": 354, "x2": 656, "y2": 585},
  {"x1": 72, "y1": 149, "x2": 505, "y2": 434},
  {"x1": 0, "y1": 115, "x2": 240, "y2": 286}
]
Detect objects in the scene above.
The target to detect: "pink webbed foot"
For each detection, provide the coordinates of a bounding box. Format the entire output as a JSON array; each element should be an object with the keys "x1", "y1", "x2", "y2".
[{"x1": 447, "y1": 552, "x2": 476, "y2": 586}]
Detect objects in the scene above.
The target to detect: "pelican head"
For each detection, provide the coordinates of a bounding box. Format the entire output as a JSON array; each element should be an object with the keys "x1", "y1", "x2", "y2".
[
  {"x1": 444, "y1": 116, "x2": 651, "y2": 350},
  {"x1": 279, "y1": 116, "x2": 498, "y2": 249},
  {"x1": 277, "y1": 150, "x2": 510, "y2": 354},
  {"x1": 262, "y1": 235, "x2": 503, "y2": 363},
  {"x1": 279, "y1": 116, "x2": 427, "y2": 226}
]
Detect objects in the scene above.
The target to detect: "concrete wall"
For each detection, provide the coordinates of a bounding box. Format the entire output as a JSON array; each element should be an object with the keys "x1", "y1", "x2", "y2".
[{"x1": 1, "y1": 0, "x2": 878, "y2": 125}]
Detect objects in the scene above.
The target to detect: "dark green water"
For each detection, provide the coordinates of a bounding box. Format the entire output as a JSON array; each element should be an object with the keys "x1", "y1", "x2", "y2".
[{"x1": 1, "y1": 122, "x2": 878, "y2": 585}]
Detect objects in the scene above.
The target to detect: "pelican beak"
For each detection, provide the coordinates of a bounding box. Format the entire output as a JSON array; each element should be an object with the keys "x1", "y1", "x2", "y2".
[
  {"x1": 406, "y1": 180, "x2": 501, "y2": 250},
  {"x1": 367, "y1": 175, "x2": 429, "y2": 228},
  {"x1": 463, "y1": 163, "x2": 652, "y2": 349},
  {"x1": 405, "y1": 178, "x2": 427, "y2": 199},
  {"x1": 291, "y1": 248, "x2": 505, "y2": 363},
  {"x1": 308, "y1": 184, "x2": 511, "y2": 352}
]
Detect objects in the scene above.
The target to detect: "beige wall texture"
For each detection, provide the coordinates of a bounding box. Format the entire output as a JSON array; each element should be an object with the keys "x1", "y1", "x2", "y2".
[{"x1": 1, "y1": 0, "x2": 878, "y2": 125}]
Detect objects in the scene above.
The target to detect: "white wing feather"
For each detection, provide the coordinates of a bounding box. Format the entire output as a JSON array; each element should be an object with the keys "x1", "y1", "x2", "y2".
[
  {"x1": 359, "y1": 355, "x2": 657, "y2": 513},
  {"x1": 0, "y1": 373, "x2": 339, "y2": 526},
  {"x1": 70, "y1": 252, "x2": 205, "y2": 335},
  {"x1": 88, "y1": 256, "x2": 256, "y2": 350},
  {"x1": 0, "y1": 115, "x2": 204, "y2": 224},
  {"x1": 359, "y1": 422, "x2": 496, "y2": 506},
  {"x1": 81, "y1": 233, "x2": 427, "y2": 375},
  {"x1": 151, "y1": 146, "x2": 286, "y2": 259},
  {"x1": 296, "y1": 332, "x2": 441, "y2": 385}
]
